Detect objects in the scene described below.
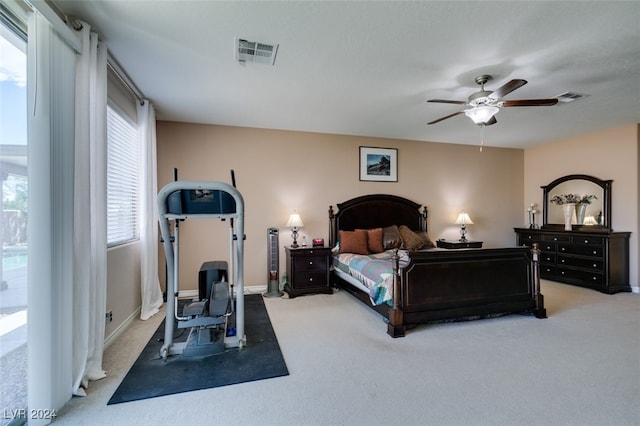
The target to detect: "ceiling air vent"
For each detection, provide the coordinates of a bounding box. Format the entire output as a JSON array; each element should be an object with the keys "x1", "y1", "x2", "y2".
[
  {"x1": 235, "y1": 38, "x2": 278, "y2": 65},
  {"x1": 556, "y1": 92, "x2": 588, "y2": 103}
]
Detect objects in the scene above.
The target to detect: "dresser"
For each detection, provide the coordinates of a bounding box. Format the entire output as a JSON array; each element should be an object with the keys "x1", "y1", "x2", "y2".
[
  {"x1": 284, "y1": 246, "x2": 333, "y2": 298},
  {"x1": 514, "y1": 228, "x2": 630, "y2": 294}
]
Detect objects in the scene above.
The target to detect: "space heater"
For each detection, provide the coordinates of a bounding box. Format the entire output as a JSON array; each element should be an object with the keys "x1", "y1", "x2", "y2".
[{"x1": 263, "y1": 227, "x2": 283, "y2": 297}]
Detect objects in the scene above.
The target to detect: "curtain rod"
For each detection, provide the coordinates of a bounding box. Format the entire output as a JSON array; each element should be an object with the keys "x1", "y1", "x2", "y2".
[{"x1": 107, "y1": 55, "x2": 145, "y2": 105}]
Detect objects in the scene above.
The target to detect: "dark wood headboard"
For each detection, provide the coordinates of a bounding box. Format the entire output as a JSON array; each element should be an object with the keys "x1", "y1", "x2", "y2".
[{"x1": 328, "y1": 194, "x2": 427, "y2": 247}]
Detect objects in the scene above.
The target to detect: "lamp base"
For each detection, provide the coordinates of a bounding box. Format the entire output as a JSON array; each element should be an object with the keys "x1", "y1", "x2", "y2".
[{"x1": 459, "y1": 225, "x2": 468, "y2": 242}]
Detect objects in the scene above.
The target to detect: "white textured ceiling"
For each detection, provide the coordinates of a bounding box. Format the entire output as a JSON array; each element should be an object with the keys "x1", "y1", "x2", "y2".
[{"x1": 56, "y1": 1, "x2": 640, "y2": 149}]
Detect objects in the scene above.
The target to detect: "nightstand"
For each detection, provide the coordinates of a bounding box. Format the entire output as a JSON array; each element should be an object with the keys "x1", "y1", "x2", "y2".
[
  {"x1": 436, "y1": 240, "x2": 483, "y2": 249},
  {"x1": 284, "y1": 246, "x2": 332, "y2": 298}
]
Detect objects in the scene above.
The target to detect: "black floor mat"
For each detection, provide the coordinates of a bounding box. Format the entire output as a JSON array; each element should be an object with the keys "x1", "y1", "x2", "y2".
[{"x1": 108, "y1": 294, "x2": 288, "y2": 405}]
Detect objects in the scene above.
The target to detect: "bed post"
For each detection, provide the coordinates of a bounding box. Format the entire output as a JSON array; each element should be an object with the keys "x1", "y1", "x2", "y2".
[
  {"x1": 530, "y1": 243, "x2": 547, "y2": 318},
  {"x1": 387, "y1": 249, "x2": 405, "y2": 337},
  {"x1": 328, "y1": 206, "x2": 335, "y2": 248},
  {"x1": 420, "y1": 206, "x2": 428, "y2": 233}
]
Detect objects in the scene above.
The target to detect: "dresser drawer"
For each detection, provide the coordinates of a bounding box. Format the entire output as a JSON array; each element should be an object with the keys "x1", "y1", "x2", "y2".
[
  {"x1": 539, "y1": 242, "x2": 556, "y2": 252},
  {"x1": 542, "y1": 234, "x2": 570, "y2": 243},
  {"x1": 293, "y1": 255, "x2": 327, "y2": 272},
  {"x1": 571, "y1": 236, "x2": 604, "y2": 246},
  {"x1": 539, "y1": 253, "x2": 555, "y2": 265},
  {"x1": 557, "y1": 268, "x2": 604, "y2": 286},
  {"x1": 540, "y1": 265, "x2": 556, "y2": 276},
  {"x1": 558, "y1": 255, "x2": 603, "y2": 271},
  {"x1": 518, "y1": 233, "x2": 542, "y2": 245},
  {"x1": 558, "y1": 244, "x2": 603, "y2": 258}
]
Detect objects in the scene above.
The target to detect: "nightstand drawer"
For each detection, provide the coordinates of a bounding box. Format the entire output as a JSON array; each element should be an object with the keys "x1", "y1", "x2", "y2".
[
  {"x1": 293, "y1": 255, "x2": 327, "y2": 272},
  {"x1": 294, "y1": 271, "x2": 328, "y2": 288}
]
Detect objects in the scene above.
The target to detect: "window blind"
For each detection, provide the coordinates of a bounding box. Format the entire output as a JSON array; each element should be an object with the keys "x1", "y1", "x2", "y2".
[{"x1": 106, "y1": 104, "x2": 139, "y2": 246}]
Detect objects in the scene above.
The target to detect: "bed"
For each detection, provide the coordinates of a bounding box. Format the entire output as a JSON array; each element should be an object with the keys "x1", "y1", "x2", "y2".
[{"x1": 328, "y1": 194, "x2": 547, "y2": 337}]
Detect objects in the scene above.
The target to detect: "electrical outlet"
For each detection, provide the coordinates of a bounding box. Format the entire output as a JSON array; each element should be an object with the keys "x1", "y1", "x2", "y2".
[{"x1": 105, "y1": 310, "x2": 113, "y2": 323}]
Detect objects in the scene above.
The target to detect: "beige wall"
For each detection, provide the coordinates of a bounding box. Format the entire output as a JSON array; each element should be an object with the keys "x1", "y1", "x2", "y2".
[
  {"x1": 105, "y1": 242, "x2": 141, "y2": 337},
  {"x1": 156, "y1": 122, "x2": 525, "y2": 290},
  {"x1": 524, "y1": 124, "x2": 639, "y2": 291}
]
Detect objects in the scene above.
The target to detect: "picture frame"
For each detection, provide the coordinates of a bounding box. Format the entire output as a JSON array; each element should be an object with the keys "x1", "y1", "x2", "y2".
[{"x1": 359, "y1": 146, "x2": 397, "y2": 182}]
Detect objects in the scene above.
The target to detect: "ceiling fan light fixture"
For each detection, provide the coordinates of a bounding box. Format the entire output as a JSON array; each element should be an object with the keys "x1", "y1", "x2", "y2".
[{"x1": 465, "y1": 105, "x2": 499, "y2": 125}]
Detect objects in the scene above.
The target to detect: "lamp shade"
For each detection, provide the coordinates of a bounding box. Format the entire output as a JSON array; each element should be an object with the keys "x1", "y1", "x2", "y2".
[
  {"x1": 286, "y1": 212, "x2": 304, "y2": 228},
  {"x1": 455, "y1": 212, "x2": 473, "y2": 225},
  {"x1": 465, "y1": 105, "x2": 499, "y2": 125}
]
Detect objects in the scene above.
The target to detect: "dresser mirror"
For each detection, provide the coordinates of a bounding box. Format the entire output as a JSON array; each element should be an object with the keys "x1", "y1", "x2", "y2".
[{"x1": 541, "y1": 174, "x2": 612, "y2": 231}]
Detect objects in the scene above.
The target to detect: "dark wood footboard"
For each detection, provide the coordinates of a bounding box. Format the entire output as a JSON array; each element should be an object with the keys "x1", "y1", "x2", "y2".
[
  {"x1": 391, "y1": 246, "x2": 545, "y2": 336},
  {"x1": 333, "y1": 245, "x2": 546, "y2": 338}
]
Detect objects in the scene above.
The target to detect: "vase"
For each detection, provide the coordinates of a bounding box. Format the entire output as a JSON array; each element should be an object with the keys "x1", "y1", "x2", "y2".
[
  {"x1": 562, "y1": 203, "x2": 575, "y2": 231},
  {"x1": 575, "y1": 204, "x2": 587, "y2": 225}
]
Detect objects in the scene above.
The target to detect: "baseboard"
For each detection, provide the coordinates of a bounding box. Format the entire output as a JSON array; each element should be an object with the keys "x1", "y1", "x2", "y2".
[{"x1": 104, "y1": 306, "x2": 141, "y2": 349}]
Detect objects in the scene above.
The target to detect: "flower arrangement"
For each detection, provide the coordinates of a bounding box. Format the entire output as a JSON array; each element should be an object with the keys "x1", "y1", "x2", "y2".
[
  {"x1": 549, "y1": 194, "x2": 581, "y2": 205},
  {"x1": 550, "y1": 194, "x2": 597, "y2": 205},
  {"x1": 578, "y1": 194, "x2": 597, "y2": 205}
]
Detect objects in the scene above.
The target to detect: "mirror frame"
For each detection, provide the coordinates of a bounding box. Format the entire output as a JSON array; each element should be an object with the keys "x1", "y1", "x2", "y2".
[{"x1": 541, "y1": 174, "x2": 612, "y2": 232}]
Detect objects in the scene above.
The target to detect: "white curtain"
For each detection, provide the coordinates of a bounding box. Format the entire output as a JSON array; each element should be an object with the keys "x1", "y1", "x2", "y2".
[
  {"x1": 72, "y1": 22, "x2": 107, "y2": 396},
  {"x1": 27, "y1": 10, "x2": 77, "y2": 422},
  {"x1": 138, "y1": 100, "x2": 163, "y2": 320}
]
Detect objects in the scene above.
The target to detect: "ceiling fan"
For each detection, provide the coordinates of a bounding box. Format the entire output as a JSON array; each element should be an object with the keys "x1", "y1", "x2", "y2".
[{"x1": 427, "y1": 75, "x2": 558, "y2": 126}]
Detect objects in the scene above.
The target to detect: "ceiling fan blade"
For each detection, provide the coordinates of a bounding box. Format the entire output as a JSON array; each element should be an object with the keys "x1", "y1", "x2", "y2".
[
  {"x1": 489, "y1": 79, "x2": 527, "y2": 99},
  {"x1": 427, "y1": 99, "x2": 467, "y2": 105},
  {"x1": 427, "y1": 110, "x2": 464, "y2": 125},
  {"x1": 501, "y1": 98, "x2": 559, "y2": 107}
]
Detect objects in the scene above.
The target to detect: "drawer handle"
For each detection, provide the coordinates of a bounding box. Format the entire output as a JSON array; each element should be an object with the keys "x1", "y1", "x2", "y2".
[
  {"x1": 553, "y1": 237, "x2": 558, "y2": 241},
  {"x1": 592, "y1": 276, "x2": 597, "y2": 281},
  {"x1": 561, "y1": 259, "x2": 565, "y2": 263},
  {"x1": 593, "y1": 264, "x2": 597, "y2": 268},
  {"x1": 561, "y1": 271, "x2": 565, "y2": 275},
  {"x1": 309, "y1": 261, "x2": 314, "y2": 265},
  {"x1": 593, "y1": 250, "x2": 597, "y2": 255},
  {"x1": 309, "y1": 277, "x2": 313, "y2": 282}
]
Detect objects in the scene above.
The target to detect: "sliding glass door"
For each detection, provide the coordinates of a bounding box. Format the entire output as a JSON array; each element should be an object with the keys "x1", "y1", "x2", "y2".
[{"x1": 0, "y1": 15, "x2": 28, "y2": 425}]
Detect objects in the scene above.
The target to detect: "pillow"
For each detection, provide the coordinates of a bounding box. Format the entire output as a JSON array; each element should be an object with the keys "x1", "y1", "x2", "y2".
[
  {"x1": 339, "y1": 230, "x2": 369, "y2": 255},
  {"x1": 357, "y1": 228, "x2": 384, "y2": 254},
  {"x1": 398, "y1": 225, "x2": 425, "y2": 251},
  {"x1": 382, "y1": 225, "x2": 403, "y2": 249},
  {"x1": 416, "y1": 231, "x2": 436, "y2": 249}
]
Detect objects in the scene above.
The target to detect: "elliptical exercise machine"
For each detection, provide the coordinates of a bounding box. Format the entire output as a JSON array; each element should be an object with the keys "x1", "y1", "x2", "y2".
[{"x1": 157, "y1": 177, "x2": 245, "y2": 360}]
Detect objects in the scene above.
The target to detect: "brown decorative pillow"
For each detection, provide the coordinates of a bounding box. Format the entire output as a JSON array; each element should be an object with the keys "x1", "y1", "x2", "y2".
[
  {"x1": 357, "y1": 228, "x2": 384, "y2": 253},
  {"x1": 382, "y1": 225, "x2": 403, "y2": 249},
  {"x1": 416, "y1": 231, "x2": 436, "y2": 249},
  {"x1": 339, "y1": 230, "x2": 369, "y2": 255},
  {"x1": 398, "y1": 225, "x2": 424, "y2": 251}
]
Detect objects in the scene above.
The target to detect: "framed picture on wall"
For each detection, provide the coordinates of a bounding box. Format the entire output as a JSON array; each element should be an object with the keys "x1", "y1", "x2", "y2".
[{"x1": 359, "y1": 146, "x2": 397, "y2": 182}]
